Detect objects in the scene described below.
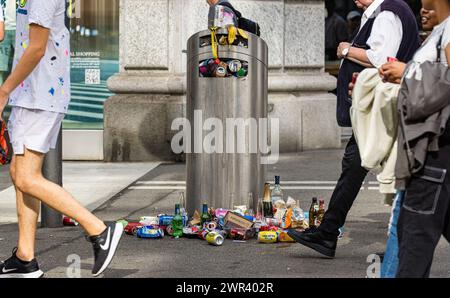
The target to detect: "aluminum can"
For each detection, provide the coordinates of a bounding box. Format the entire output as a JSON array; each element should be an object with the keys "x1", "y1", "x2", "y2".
[
  {"x1": 63, "y1": 216, "x2": 78, "y2": 226},
  {"x1": 258, "y1": 231, "x2": 278, "y2": 243},
  {"x1": 228, "y1": 60, "x2": 242, "y2": 73},
  {"x1": 206, "y1": 231, "x2": 225, "y2": 246}
]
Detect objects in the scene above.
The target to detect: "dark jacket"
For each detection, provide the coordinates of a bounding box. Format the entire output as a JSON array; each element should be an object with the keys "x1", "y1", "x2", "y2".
[{"x1": 336, "y1": 0, "x2": 421, "y2": 127}]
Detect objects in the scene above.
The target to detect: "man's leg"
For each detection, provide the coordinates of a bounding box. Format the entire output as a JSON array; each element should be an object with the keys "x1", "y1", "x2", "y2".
[
  {"x1": 288, "y1": 134, "x2": 368, "y2": 257},
  {"x1": 10, "y1": 156, "x2": 41, "y2": 262},
  {"x1": 318, "y1": 134, "x2": 369, "y2": 238},
  {"x1": 14, "y1": 147, "x2": 106, "y2": 238}
]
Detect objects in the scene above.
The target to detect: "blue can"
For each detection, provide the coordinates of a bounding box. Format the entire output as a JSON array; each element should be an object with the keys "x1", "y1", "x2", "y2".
[{"x1": 158, "y1": 215, "x2": 174, "y2": 226}]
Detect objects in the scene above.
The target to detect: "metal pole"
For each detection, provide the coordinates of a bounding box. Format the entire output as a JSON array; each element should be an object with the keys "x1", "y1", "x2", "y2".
[{"x1": 41, "y1": 126, "x2": 63, "y2": 228}]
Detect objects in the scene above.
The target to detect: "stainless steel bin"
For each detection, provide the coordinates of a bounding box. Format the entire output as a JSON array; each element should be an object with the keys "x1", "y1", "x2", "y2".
[{"x1": 186, "y1": 28, "x2": 268, "y2": 214}]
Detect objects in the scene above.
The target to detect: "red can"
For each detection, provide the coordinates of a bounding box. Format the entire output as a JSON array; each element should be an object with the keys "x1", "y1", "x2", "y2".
[{"x1": 63, "y1": 216, "x2": 79, "y2": 226}]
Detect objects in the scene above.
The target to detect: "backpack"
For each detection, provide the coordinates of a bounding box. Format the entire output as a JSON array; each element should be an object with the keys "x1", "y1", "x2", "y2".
[
  {"x1": 219, "y1": 2, "x2": 261, "y2": 36},
  {"x1": 0, "y1": 120, "x2": 10, "y2": 165}
]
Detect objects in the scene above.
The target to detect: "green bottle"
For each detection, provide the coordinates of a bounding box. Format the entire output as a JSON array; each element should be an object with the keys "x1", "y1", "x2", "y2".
[
  {"x1": 172, "y1": 203, "x2": 183, "y2": 238},
  {"x1": 201, "y1": 203, "x2": 212, "y2": 226}
]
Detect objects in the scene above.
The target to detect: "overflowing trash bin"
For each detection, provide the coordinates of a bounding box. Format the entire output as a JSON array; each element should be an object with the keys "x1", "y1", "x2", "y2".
[{"x1": 185, "y1": 27, "x2": 269, "y2": 214}]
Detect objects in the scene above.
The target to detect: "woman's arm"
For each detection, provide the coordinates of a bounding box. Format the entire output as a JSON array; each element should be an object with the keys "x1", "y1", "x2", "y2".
[
  {"x1": 0, "y1": 22, "x2": 5, "y2": 42},
  {"x1": 446, "y1": 43, "x2": 450, "y2": 69}
]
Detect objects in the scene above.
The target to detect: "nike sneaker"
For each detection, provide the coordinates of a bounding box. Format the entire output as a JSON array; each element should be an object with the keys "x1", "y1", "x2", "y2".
[
  {"x1": 88, "y1": 222, "x2": 124, "y2": 277},
  {"x1": 0, "y1": 248, "x2": 44, "y2": 278}
]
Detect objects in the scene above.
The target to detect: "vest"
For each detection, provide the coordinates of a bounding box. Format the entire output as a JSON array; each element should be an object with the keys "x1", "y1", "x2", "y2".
[{"x1": 336, "y1": 0, "x2": 421, "y2": 127}]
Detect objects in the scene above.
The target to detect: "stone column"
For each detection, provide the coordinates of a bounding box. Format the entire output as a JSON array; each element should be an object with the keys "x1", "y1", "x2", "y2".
[{"x1": 105, "y1": 0, "x2": 340, "y2": 162}]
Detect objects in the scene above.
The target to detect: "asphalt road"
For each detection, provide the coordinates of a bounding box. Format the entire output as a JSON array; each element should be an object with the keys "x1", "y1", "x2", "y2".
[{"x1": 1, "y1": 149, "x2": 449, "y2": 278}]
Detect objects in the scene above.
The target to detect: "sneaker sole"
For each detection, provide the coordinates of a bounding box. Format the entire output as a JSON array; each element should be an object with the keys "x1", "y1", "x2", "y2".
[
  {"x1": 287, "y1": 230, "x2": 336, "y2": 258},
  {"x1": 93, "y1": 222, "x2": 124, "y2": 277},
  {"x1": 0, "y1": 270, "x2": 44, "y2": 278}
]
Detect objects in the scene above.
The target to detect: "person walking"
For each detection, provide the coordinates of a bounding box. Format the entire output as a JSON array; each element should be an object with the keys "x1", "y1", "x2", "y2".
[
  {"x1": 288, "y1": 0, "x2": 421, "y2": 258},
  {"x1": 379, "y1": 7, "x2": 438, "y2": 278},
  {"x1": 0, "y1": 0, "x2": 123, "y2": 278},
  {"x1": 394, "y1": 0, "x2": 450, "y2": 278}
]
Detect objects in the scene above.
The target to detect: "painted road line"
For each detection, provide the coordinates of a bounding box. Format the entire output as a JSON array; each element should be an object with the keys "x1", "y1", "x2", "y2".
[
  {"x1": 135, "y1": 180, "x2": 380, "y2": 185},
  {"x1": 128, "y1": 186, "x2": 371, "y2": 191},
  {"x1": 135, "y1": 181, "x2": 186, "y2": 185},
  {"x1": 129, "y1": 186, "x2": 187, "y2": 190}
]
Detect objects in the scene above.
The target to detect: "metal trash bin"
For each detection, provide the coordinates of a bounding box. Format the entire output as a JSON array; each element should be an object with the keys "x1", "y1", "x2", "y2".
[{"x1": 186, "y1": 28, "x2": 268, "y2": 214}]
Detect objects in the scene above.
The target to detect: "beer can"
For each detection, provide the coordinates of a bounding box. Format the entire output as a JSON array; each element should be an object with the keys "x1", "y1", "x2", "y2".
[
  {"x1": 63, "y1": 216, "x2": 78, "y2": 226},
  {"x1": 215, "y1": 66, "x2": 227, "y2": 77},
  {"x1": 158, "y1": 215, "x2": 174, "y2": 226},
  {"x1": 199, "y1": 228, "x2": 210, "y2": 240},
  {"x1": 139, "y1": 216, "x2": 159, "y2": 226},
  {"x1": 206, "y1": 222, "x2": 217, "y2": 231},
  {"x1": 258, "y1": 231, "x2": 278, "y2": 243},
  {"x1": 206, "y1": 231, "x2": 225, "y2": 246},
  {"x1": 228, "y1": 60, "x2": 242, "y2": 73}
]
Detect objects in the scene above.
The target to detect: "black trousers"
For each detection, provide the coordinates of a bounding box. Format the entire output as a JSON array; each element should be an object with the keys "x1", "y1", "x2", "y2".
[
  {"x1": 318, "y1": 134, "x2": 369, "y2": 238},
  {"x1": 397, "y1": 124, "x2": 450, "y2": 278}
]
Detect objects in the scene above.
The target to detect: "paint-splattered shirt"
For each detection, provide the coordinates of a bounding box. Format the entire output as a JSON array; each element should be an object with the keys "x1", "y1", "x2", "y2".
[{"x1": 9, "y1": 0, "x2": 70, "y2": 114}]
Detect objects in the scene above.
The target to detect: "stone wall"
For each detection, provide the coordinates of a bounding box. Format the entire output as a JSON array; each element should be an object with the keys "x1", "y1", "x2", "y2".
[{"x1": 105, "y1": 0, "x2": 340, "y2": 162}]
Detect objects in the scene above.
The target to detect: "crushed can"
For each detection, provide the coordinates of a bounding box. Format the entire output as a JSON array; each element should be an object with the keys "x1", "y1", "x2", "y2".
[
  {"x1": 258, "y1": 231, "x2": 278, "y2": 243},
  {"x1": 206, "y1": 231, "x2": 225, "y2": 246},
  {"x1": 139, "y1": 216, "x2": 159, "y2": 226}
]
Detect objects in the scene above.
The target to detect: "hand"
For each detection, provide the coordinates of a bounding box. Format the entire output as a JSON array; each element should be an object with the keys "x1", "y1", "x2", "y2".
[
  {"x1": 0, "y1": 87, "x2": 9, "y2": 122},
  {"x1": 337, "y1": 42, "x2": 351, "y2": 59},
  {"x1": 348, "y1": 82, "x2": 355, "y2": 97},
  {"x1": 379, "y1": 61, "x2": 406, "y2": 84}
]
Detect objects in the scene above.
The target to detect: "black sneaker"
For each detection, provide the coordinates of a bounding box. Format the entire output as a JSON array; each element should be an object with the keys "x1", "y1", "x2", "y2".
[
  {"x1": 288, "y1": 229, "x2": 337, "y2": 258},
  {"x1": 88, "y1": 222, "x2": 124, "y2": 277},
  {"x1": 0, "y1": 248, "x2": 44, "y2": 278}
]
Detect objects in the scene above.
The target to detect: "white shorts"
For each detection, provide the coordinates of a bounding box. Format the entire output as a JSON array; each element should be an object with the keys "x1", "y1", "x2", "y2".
[{"x1": 7, "y1": 107, "x2": 65, "y2": 155}]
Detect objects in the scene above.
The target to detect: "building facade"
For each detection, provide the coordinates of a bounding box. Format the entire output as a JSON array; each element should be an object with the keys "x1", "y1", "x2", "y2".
[{"x1": 0, "y1": 0, "x2": 423, "y2": 161}]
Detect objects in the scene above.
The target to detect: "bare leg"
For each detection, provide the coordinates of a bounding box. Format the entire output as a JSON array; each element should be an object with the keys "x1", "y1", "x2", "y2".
[
  {"x1": 14, "y1": 148, "x2": 106, "y2": 242},
  {"x1": 10, "y1": 156, "x2": 40, "y2": 262}
]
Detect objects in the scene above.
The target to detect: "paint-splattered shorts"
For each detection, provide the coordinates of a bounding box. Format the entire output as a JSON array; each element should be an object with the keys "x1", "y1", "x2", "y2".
[{"x1": 8, "y1": 106, "x2": 64, "y2": 155}]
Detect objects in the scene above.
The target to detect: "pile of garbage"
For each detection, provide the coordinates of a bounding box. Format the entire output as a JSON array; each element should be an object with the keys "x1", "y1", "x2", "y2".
[
  {"x1": 116, "y1": 176, "x2": 327, "y2": 246},
  {"x1": 199, "y1": 58, "x2": 248, "y2": 78},
  {"x1": 198, "y1": 25, "x2": 249, "y2": 78}
]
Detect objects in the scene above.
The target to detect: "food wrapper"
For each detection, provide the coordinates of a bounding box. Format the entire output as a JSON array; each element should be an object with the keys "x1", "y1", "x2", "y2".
[
  {"x1": 190, "y1": 210, "x2": 201, "y2": 226},
  {"x1": 281, "y1": 208, "x2": 293, "y2": 229},
  {"x1": 274, "y1": 199, "x2": 286, "y2": 210},
  {"x1": 274, "y1": 208, "x2": 286, "y2": 221},
  {"x1": 286, "y1": 197, "x2": 297, "y2": 208},
  {"x1": 278, "y1": 230, "x2": 295, "y2": 242}
]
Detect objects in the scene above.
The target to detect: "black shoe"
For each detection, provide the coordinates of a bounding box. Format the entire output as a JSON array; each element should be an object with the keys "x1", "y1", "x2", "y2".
[
  {"x1": 0, "y1": 248, "x2": 44, "y2": 278},
  {"x1": 88, "y1": 222, "x2": 124, "y2": 277},
  {"x1": 288, "y1": 229, "x2": 337, "y2": 258}
]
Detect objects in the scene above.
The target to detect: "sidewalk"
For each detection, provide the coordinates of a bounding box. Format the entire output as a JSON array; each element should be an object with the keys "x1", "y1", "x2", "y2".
[
  {"x1": 0, "y1": 162, "x2": 160, "y2": 223},
  {"x1": 1, "y1": 150, "x2": 449, "y2": 278}
]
